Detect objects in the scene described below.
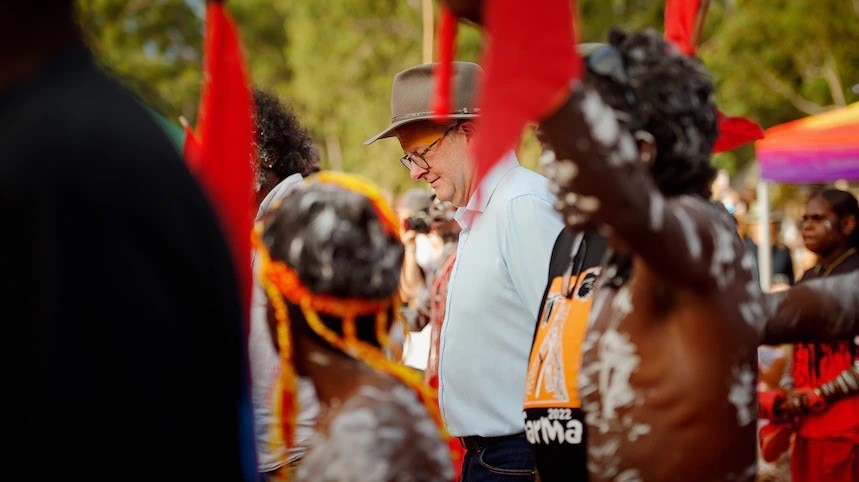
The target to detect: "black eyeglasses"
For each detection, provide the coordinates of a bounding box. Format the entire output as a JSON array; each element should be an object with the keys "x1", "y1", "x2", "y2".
[
  {"x1": 586, "y1": 44, "x2": 638, "y2": 111},
  {"x1": 400, "y1": 124, "x2": 458, "y2": 170}
]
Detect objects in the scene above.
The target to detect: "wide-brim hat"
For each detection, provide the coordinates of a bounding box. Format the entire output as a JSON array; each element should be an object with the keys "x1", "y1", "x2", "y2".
[{"x1": 363, "y1": 61, "x2": 483, "y2": 145}]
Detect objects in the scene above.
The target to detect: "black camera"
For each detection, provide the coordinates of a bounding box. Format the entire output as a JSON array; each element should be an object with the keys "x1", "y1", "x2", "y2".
[{"x1": 403, "y1": 213, "x2": 432, "y2": 233}]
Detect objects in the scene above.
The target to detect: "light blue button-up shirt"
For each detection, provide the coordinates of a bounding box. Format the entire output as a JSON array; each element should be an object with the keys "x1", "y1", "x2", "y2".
[{"x1": 439, "y1": 153, "x2": 563, "y2": 437}]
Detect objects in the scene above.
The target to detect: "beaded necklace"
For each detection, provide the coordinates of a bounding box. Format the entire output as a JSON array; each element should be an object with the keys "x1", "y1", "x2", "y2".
[{"x1": 814, "y1": 247, "x2": 858, "y2": 277}]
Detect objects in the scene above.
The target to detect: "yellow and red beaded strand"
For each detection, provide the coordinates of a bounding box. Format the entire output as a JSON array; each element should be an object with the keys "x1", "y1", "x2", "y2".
[
  {"x1": 297, "y1": 302, "x2": 447, "y2": 436},
  {"x1": 255, "y1": 230, "x2": 449, "y2": 443},
  {"x1": 254, "y1": 231, "x2": 302, "y2": 452},
  {"x1": 252, "y1": 172, "x2": 451, "y2": 464},
  {"x1": 311, "y1": 171, "x2": 401, "y2": 241}
]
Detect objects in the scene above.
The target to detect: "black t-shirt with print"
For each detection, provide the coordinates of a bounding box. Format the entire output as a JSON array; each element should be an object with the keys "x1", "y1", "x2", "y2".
[{"x1": 524, "y1": 229, "x2": 606, "y2": 482}]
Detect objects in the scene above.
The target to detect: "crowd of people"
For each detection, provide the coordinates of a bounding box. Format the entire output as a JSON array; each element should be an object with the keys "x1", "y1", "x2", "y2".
[{"x1": 7, "y1": 1, "x2": 859, "y2": 481}]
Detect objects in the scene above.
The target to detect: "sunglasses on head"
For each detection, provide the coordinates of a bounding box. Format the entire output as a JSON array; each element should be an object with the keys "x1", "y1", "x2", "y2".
[{"x1": 585, "y1": 44, "x2": 638, "y2": 112}]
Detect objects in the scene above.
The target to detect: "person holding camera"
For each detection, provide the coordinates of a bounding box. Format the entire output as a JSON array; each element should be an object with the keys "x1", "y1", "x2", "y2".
[
  {"x1": 395, "y1": 188, "x2": 446, "y2": 372},
  {"x1": 395, "y1": 188, "x2": 434, "y2": 317},
  {"x1": 410, "y1": 195, "x2": 462, "y2": 379}
]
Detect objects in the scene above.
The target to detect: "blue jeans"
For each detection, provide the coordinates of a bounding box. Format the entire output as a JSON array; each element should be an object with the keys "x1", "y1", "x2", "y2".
[{"x1": 461, "y1": 436, "x2": 537, "y2": 482}]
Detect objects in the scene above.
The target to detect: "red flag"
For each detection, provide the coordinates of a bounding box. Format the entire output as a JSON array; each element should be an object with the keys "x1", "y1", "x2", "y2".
[
  {"x1": 189, "y1": 1, "x2": 254, "y2": 330},
  {"x1": 713, "y1": 111, "x2": 764, "y2": 153},
  {"x1": 431, "y1": 7, "x2": 457, "y2": 123},
  {"x1": 181, "y1": 117, "x2": 203, "y2": 173},
  {"x1": 664, "y1": 0, "x2": 700, "y2": 56},
  {"x1": 663, "y1": 0, "x2": 763, "y2": 151},
  {"x1": 470, "y1": 0, "x2": 581, "y2": 187}
]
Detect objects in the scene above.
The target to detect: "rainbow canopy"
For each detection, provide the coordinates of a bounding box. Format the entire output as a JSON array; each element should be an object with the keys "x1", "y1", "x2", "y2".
[{"x1": 756, "y1": 102, "x2": 859, "y2": 183}]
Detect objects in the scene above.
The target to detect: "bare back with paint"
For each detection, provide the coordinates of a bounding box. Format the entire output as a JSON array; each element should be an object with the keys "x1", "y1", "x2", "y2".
[
  {"x1": 538, "y1": 30, "x2": 760, "y2": 481},
  {"x1": 578, "y1": 200, "x2": 759, "y2": 481}
]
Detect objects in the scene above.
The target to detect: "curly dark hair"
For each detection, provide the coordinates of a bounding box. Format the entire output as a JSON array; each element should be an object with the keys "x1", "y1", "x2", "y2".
[
  {"x1": 252, "y1": 88, "x2": 317, "y2": 181},
  {"x1": 810, "y1": 188, "x2": 859, "y2": 248},
  {"x1": 262, "y1": 179, "x2": 404, "y2": 345},
  {"x1": 586, "y1": 29, "x2": 718, "y2": 198}
]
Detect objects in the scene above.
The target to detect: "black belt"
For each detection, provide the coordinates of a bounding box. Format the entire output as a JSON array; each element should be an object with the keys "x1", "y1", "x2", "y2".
[{"x1": 458, "y1": 432, "x2": 526, "y2": 452}]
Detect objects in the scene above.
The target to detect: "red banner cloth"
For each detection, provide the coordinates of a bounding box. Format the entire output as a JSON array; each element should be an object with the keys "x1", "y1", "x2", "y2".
[
  {"x1": 471, "y1": 0, "x2": 582, "y2": 187},
  {"x1": 663, "y1": 0, "x2": 763, "y2": 152},
  {"x1": 713, "y1": 111, "x2": 764, "y2": 153},
  {"x1": 182, "y1": 123, "x2": 202, "y2": 173},
  {"x1": 431, "y1": 7, "x2": 458, "y2": 122},
  {"x1": 189, "y1": 2, "x2": 254, "y2": 331},
  {"x1": 664, "y1": 0, "x2": 700, "y2": 56}
]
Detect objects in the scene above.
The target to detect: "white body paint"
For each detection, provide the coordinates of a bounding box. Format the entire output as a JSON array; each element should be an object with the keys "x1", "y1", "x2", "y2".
[
  {"x1": 648, "y1": 194, "x2": 665, "y2": 231},
  {"x1": 673, "y1": 207, "x2": 702, "y2": 260},
  {"x1": 553, "y1": 160, "x2": 579, "y2": 186},
  {"x1": 596, "y1": 328, "x2": 641, "y2": 431},
  {"x1": 727, "y1": 365, "x2": 756, "y2": 426},
  {"x1": 709, "y1": 224, "x2": 737, "y2": 289},
  {"x1": 582, "y1": 90, "x2": 622, "y2": 148},
  {"x1": 539, "y1": 149, "x2": 557, "y2": 168},
  {"x1": 577, "y1": 195, "x2": 601, "y2": 213},
  {"x1": 308, "y1": 352, "x2": 332, "y2": 366},
  {"x1": 615, "y1": 468, "x2": 644, "y2": 482},
  {"x1": 617, "y1": 134, "x2": 637, "y2": 164},
  {"x1": 295, "y1": 385, "x2": 453, "y2": 482}
]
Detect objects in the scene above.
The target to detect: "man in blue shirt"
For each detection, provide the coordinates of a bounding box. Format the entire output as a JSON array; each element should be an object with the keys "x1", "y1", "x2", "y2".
[{"x1": 366, "y1": 61, "x2": 563, "y2": 481}]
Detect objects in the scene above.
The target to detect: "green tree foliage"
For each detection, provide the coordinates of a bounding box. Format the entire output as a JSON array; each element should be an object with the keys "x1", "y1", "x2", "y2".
[
  {"x1": 279, "y1": 0, "x2": 487, "y2": 193},
  {"x1": 76, "y1": 0, "x2": 858, "y2": 196},
  {"x1": 701, "y1": 0, "x2": 859, "y2": 179},
  {"x1": 77, "y1": 0, "x2": 204, "y2": 119}
]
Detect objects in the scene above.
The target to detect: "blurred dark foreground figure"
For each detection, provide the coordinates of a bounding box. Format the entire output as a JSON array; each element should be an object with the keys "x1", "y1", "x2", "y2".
[{"x1": 2, "y1": 2, "x2": 254, "y2": 479}]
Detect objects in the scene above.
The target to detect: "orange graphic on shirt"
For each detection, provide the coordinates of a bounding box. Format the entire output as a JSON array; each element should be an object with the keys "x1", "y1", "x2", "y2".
[{"x1": 524, "y1": 267, "x2": 599, "y2": 409}]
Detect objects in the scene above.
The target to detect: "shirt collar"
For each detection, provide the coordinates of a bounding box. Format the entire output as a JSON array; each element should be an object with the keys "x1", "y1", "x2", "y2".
[
  {"x1": 256, "y1": 173, "x2": 304, "y2": 221},
  {"x1": 454, "y1": 152, "x2": 520, "y2": 230}
]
